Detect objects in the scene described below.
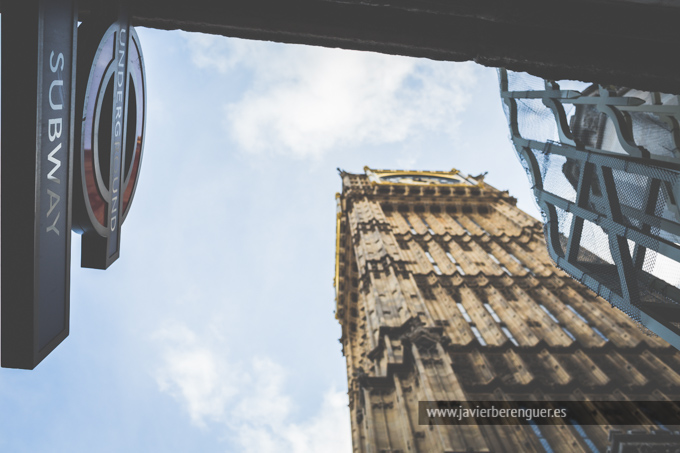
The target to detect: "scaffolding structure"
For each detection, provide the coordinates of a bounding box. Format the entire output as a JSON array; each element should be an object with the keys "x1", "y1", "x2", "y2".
[{"x1": 499, "y1": 68, "x2": 680, "y2": 349}]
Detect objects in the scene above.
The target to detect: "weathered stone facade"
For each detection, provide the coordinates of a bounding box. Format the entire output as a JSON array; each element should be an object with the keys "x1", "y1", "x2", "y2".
[{"x1": 334, "y1": 167, "x2": 680, "y2": 453}]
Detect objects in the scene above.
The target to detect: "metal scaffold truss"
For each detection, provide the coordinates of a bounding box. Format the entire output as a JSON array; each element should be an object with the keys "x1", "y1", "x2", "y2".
[{"x1": 499, "y1": 68, "x2": 680, "y2": 349}]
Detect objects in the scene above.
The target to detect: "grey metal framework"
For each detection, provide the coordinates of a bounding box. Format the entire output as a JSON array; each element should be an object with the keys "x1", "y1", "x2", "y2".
[{"x1": 499, "y1": 68, "x2": 680, "y2": 349}]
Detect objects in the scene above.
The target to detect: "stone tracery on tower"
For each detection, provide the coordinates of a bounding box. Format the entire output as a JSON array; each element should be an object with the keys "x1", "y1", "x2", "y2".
[{"x1": 334, "y1": 167, "x2": 680, "y2": 453}]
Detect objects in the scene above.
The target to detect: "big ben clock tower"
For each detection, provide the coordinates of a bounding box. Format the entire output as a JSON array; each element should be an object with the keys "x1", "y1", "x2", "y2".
[{"x1": 334, "y1": 167, "x2": 680, "y2": 453}]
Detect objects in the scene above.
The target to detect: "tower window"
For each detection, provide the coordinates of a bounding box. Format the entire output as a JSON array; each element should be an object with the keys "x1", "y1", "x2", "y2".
[
  {"x1": 469, "y1": 218, "x2": 490, "y2": 236},
  {"x1": 652, "y1": 418, "x2": 670, "y2": 432},
  {"x1": 501, "y1": 326, "x2": 519, "y2": 346},
  {"x1": 487, "y1": 252, "x2": 501, "y2": 265},
  {"x1": 527, "y1": 419, "x2": 555, "y2": 453},
  {"x1": 404, "y1": 217, "x2": 417, "y2": 235},
  {"x1": 592, "y1": 327, "x2": 609, "y2": 342},
  {"x1": 562, "y1": 327, "x2": 576, "y2": 341},
  {"x1": 419, "y1": 216, "x2": 436, "y2": 235},
  {"x1": 452, "y1": 217, "x2": 471, "y2": 235},
  {"x1": 470, "y1": 325, "x2": 487, "y2": 346},
  {"x1": 508, "y1": 252, "x2": 522, "y2": 264},
  {"x1": 508, "y1": 251, "x2": 535, "y2": 275},
  {"x1": 539, "y1": 304, "x2": 560, "y2": 324},
  {"x1": 488, "y1": 252, "x2": 512, "y2": 276},
  {"x1": 569, "y1": 419, "x2": 600, "y2": 453},
  {"x1": 456, "y1": 302, "x2": 472, "y2": 323},
  {"x1": 484, "y1": 303, "x2": 502, "y2": 323},
  {"x1": 566, "y1": 305, "x2": 589, "y2": 324},
  {"x1": 446, "y1": 252, "x2": 466, "y2": 275},
  {"x1": 424, "y1": 251, "x2": 442, "y2": 275},
  {"x1": 424, "y1": 250, "x2": 435, "y2": 264}
]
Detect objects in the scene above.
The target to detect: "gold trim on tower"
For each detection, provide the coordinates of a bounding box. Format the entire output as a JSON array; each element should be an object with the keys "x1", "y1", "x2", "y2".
[
  {"x1": 334, "y1": 192, "x2": 342, "y2": 317},
  {"x1": 364, "y1": 166, "x2": 482, "y2": 187}
]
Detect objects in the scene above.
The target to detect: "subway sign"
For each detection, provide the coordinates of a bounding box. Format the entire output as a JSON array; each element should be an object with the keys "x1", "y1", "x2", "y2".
[{"x1": 1, "y1": 1, "x2": 146, "y2": 369}]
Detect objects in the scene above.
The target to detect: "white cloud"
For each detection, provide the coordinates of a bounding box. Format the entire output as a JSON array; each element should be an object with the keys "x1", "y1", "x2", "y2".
[
  {"x1": 231, "y1": 388, "x2": 352, "y2": 453},
  {"x1": 186, "y1": 33, "x2": 255, "y2": 74},
  {"x1": 232, "y1": 358, "x2": 292, "y2": 429},
  {"x1": 283, "y1": 390, "x2": 353, "y2": 453},
  {"x1": 153, "y1": 322, "x2": 351, "y2": 452},
  {"x1": 153, "y1": 322, "x2": 240, "y2": 426},
  {"x1": 184, "y1": 34, "x2": 478, "y2": 159}
]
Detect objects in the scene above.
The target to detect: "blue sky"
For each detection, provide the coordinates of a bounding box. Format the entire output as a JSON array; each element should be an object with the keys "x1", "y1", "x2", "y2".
[{"x1": 0, "y1": 27, "x2": 540, "y2": 452}]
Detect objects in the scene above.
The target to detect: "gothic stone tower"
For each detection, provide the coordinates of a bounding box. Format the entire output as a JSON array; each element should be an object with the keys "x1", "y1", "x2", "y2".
[{"x1": 334, "y1": 167, "x2": 680, "y2": 453}]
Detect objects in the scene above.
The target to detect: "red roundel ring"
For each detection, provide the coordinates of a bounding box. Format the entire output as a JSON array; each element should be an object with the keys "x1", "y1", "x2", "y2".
[{"x1": 73, "y1": 21, "x2": 145, "y2": 240}]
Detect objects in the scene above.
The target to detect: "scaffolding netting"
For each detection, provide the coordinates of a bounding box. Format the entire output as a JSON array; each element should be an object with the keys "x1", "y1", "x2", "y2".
[{"x1": 499, "y1": 69, "x2": 680, "y2": 344}]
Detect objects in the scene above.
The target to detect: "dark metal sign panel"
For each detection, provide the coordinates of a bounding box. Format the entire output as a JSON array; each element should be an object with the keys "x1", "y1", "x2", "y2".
[{"x1": 1, "y1": 0, "x2": 77, "y2": 369}]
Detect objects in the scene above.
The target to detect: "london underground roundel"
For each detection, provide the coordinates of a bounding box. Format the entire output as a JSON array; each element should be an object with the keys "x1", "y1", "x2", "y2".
[{"x1": 73, "y1": 20, "x2": 145, "y2": 269}]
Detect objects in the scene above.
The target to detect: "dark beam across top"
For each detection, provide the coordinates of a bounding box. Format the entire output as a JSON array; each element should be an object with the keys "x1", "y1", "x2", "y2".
[{"x1": 58, "y1": 0, "x2": 680, "y2": 93}]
